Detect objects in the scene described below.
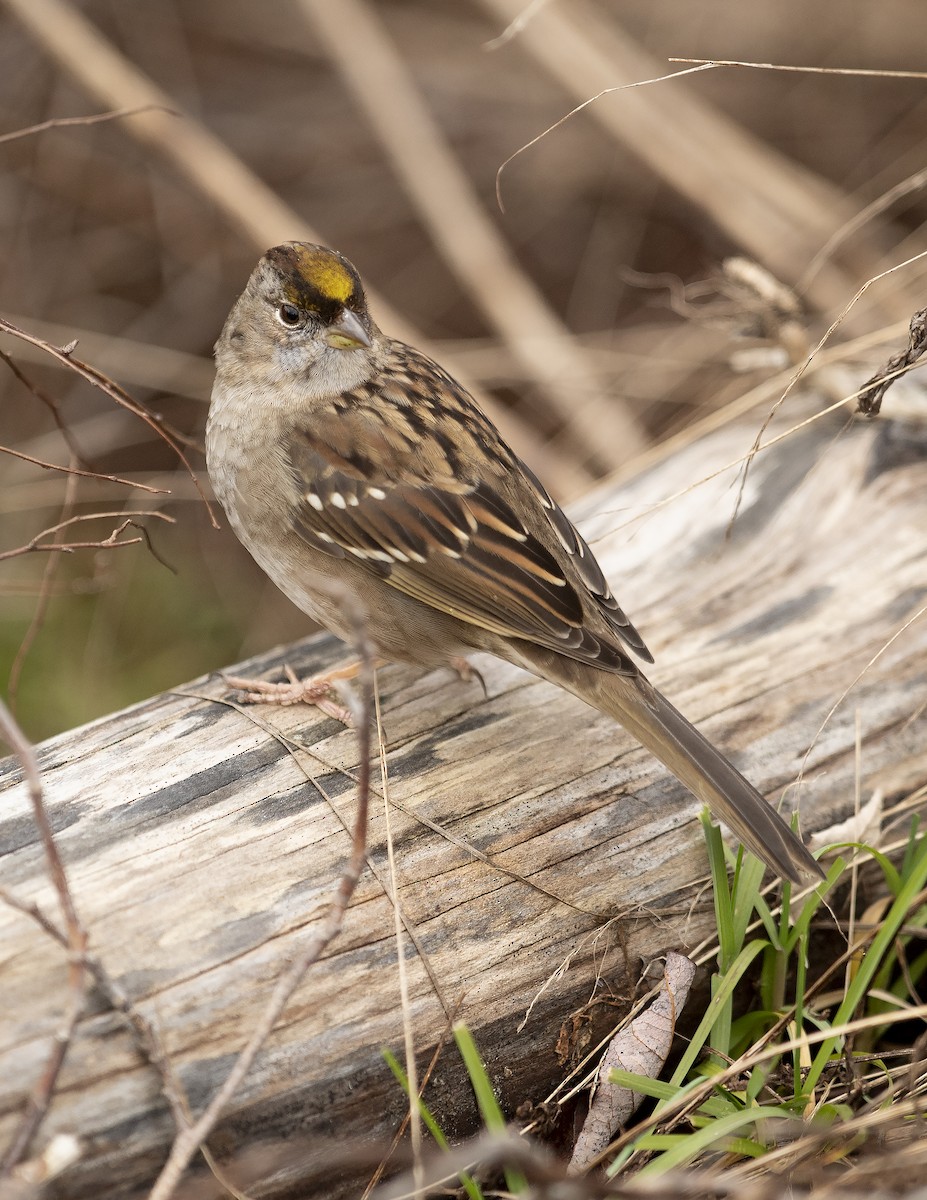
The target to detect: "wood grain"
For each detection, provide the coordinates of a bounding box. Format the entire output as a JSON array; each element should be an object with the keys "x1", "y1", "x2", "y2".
[{"x1": 2, "y1": 396, "x2": 926, "y2": 1198}]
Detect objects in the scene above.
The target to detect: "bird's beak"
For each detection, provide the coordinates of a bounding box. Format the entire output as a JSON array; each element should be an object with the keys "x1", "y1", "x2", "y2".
[{"x1": 326, "y1": 308, "x2": 372, "y2": 350}]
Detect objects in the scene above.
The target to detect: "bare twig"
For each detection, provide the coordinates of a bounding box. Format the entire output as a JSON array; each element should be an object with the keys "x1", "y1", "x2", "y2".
[
  {"x1": 0, "y1": 700, "x2": 85, "y2": 947},
  {"x1": 0, "y1": 511, "x2": 175, "y2": 563},
  {"x1": 0, "y1": 349, "x2": 93, "y2": 467},
  {"x1": 0, "y1": 441, "x2": 165, "y2": 493},
  {"x1": 857, "y1": 307, "x2": 927, "y2": 416},
  {"x1": 0, "y1": 700, "x2": 88, "y2": 1173},
  {"x1": 147, "y1": 606, "x2": 375, "y2": 1200},
  {"x1": 0, "y1": 506, "x2": 176, "y2": 561},
  {"x1": 0, "y1": 104, "x2": 177, "y2": 144},
  {"x1": 0, "y1": 313, "x2": 215, "y2": 400},
  {"x1": 0, "y1": 888, "x2": 66, "y2": 943},
  {"x1": 0, "y1": 887, "x2": 190, "y2": 1136},
  {"x1": 0, "y1": 317, "x2": 214, "y2": 521}
]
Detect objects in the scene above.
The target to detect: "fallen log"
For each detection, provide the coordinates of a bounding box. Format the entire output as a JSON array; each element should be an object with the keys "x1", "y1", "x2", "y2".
[{"x1": 2, "y1": 390, "x2": 926, "y2": 1198}]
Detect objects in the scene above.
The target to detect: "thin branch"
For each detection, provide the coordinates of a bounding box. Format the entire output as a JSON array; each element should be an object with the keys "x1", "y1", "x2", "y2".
[
  {"x1": 0, "y1": 349, "x2": 93, "y2": 467},
  {"x1": 0, "y1": 700, "x2": 85, "y2": 968},
  {"x1": 1, "y1": 312, "x2": 215, "y2": 399},
  {"x1": 0, "y1": 104, "x2": 177, "y2": 144},
  {"x1": 0, "y1": 888, "x2": 190, "y2": 1137},
  {"x1": 0, "y1": 440, "x2": 165, "y2": 492},
  {"x1": 0, "y1": 700, "x2": 88, "y2": 1173},
  {"x1": 0, "y1": 317, "x2": 214, "y2": 522},
  {"x1": 0, "y1": 511, "x2": 175, "y2": 563}
]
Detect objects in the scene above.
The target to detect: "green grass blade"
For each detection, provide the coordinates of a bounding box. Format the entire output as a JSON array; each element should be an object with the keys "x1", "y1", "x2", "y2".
[
  {"x1": 730, "y1": 850, "x2": 766, "y2": 949},
  {"x1": 637, "y1": 1105, "x2": 791, "y2": 1173},
  {"x1": 454, "y1": 1022, "x2": 528, "y2": 1195},
  {"x1": 668, "y1": 939, "x2": 769, "y2": 1089},
  {"x1": 382, "y1": 1048, "x2": 449, "y2": 1149},
  {"x1": 702, "y1": 812, "x2": 736, "y2": 966},
  {"x1": 382, "y1": 1047, "x2": 484, "y2": 1200},
  {"x1": 605, "y1": 1070, "x2": 734, "y2": 1118},
  {"x1": 804, "y1": 831, "x2": 927, "y2": 1093}
]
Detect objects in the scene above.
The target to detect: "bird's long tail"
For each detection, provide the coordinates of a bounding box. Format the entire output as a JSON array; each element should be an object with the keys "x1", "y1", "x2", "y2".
[{"x1": 518, "y1": 647, "x2": 821, "y2": 883}]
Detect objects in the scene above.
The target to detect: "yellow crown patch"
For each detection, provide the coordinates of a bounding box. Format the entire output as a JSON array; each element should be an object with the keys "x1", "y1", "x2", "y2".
[{"x1": 292, "y1": 244, "x2": 354, "y2": 303}]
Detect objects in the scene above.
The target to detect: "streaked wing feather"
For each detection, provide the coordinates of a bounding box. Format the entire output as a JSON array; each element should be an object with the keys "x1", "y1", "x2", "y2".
[
  {"x1": 519, "y1": 460, "x2": 654, "y2": 661},
  {"x1": 285, "y1": 385, "x2": 643, "y2": 673}
]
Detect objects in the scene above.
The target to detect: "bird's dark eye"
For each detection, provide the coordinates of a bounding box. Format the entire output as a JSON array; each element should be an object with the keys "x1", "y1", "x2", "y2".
[{"x1": 276, "y1": 302, "x2": 303, "y2": 328}]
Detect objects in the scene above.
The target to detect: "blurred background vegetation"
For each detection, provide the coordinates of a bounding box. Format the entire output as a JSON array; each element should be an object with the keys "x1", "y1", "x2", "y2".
[{"x1": 2, "y1": 0, "x2": 927, "y2": 741}]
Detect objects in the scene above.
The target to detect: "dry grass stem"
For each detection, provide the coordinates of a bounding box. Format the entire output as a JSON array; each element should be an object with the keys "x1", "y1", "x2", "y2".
[
  {"x1": 375, "y1": 681, "x2": 425, "y2": 1196},
  {"x1": 670, "y1": 57, "x2": 927, "y2": 81}
]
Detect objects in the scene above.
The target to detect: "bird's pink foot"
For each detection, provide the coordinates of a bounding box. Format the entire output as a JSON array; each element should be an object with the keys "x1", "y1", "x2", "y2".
[{"x1": 223, "y1": 662, "x2": 365, "y2": 725}]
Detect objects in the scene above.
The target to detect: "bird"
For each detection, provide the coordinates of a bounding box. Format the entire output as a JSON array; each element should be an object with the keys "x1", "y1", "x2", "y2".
[{"x1": 206, "y1": 241, "x2": 821, "y2": 884}]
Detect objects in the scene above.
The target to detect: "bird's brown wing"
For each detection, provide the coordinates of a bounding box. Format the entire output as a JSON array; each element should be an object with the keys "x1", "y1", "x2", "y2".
[{"x1": 286, "y1": 398, "x2": 650, "y2": 673}]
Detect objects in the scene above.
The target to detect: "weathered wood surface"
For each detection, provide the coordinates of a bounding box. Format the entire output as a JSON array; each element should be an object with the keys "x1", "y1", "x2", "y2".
[{"x1": 2, "y1": 395, "x2": 927, "y2": 1198}]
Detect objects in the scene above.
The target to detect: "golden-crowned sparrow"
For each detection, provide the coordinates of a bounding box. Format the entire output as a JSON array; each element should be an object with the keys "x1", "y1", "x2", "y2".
[{"x1": 207, "y1": 242, "x2": 820, "y2": 883}]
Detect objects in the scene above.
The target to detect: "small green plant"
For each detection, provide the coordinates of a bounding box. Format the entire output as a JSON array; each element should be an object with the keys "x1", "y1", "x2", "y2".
[
  {"x1": 382, "y1": 1022, "x2": 530, "y2": 1197},
  {"x1": 383, "y1": 818, "x2": 927, "y2": 1188},
  {"x1": 382, "y1": 1046, "x2": 484, "y2": 1199},
  {"x1": 602, "y1": 813, "x2": 927, "y2": 1178}
]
